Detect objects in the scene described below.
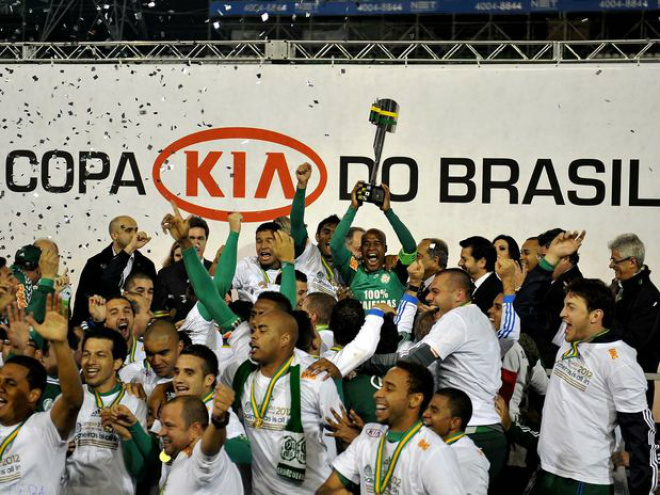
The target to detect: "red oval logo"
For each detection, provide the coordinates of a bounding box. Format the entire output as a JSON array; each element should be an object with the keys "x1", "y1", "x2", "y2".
[{"x1": 152, "y1": 127, "x2": 328, "y2": 222}]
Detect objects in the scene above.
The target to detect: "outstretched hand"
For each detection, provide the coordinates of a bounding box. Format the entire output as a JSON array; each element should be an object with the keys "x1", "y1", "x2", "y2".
[
  {"x1": 26, "y1": 294, "x2": 68, "y2": 343},
  {"x1": 161, "y1": 200, "x2": 192, "y2": 242}
]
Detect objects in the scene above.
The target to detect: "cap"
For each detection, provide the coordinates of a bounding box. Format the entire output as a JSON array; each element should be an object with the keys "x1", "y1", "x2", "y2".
[{"x1": 14, "y1": 245, "x2": 41, "y2": 271}]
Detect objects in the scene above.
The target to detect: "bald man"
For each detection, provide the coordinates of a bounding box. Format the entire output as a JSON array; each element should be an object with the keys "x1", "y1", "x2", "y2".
[
  {"x1": 72, "y1": 215, "x2": 157, "y2": 326},
  {"x1": 120, "y1": 320, "x2": 183, "y2": 396},
  {"x1": 221, "y1": 309, "x2": 343, "y2": 495}
]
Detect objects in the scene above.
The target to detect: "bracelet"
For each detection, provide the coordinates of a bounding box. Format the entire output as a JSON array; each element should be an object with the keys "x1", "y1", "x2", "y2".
[
  {"x1": 211, "y1": 413, "x2": 230, "y2": 429},
  {"x1": 406, "y1": 284, "x2": 420, "y2": 293}
]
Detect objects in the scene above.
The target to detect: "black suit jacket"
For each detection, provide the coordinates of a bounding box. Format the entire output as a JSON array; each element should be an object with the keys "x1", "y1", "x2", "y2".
[
  {"x1": 472, "y1": 272, "x2": 503, "y2": 316},
  {"x1": 153, "y1": 258, "x2": 213, "y2": 322},
  {"x1": 71, "y1": 244, "x2": 157, "y2": 326}
]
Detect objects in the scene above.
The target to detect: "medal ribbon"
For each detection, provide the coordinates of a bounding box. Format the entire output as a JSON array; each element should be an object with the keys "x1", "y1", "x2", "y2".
[
  {"x1": 250, "y1": 356, "x2": 294, "y2": 427},
  {"x1": 93, "y1": 383, "x2": 127, "y2": 411},
  {"x1": 0, "y1": 421, "x2": 24, "y2": 460},
  {"x1": 562, "y1": 328, "x2": 609, "y2": 360},
  {"x1": 203, "y1": 390, "x2": 214, "y2": 406},
  {"x1": 374, "y1": 421, "x2": 423, "y2": 495},
  {"x1": 444, "y1": 432, "x2": 465, "y2": 446},
  {"x1": 320, "y1": 256, "x2": 337, "y2": 285},
  {"x1": 129, "y1": 338, "x2": 137, "y2": 363}
]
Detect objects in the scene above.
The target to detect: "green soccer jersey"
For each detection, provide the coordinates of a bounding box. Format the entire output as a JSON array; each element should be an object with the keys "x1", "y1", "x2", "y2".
[
  {"x1": 342, "y1": 373, "x2": 382, "y2": 424},
  {"x1": 37, "y1": 377, "x2": 61, "y2": 412},
  {"x1": 350, "y1": 267, "x2": 404, "y2": 310}
]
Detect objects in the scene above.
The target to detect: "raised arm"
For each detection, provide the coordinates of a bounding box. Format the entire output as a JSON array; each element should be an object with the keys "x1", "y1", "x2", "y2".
[
  {"x1": 202, "y1": 383, "x2": 234, "y2": 457},
  {"x1": 330, "y1": 182, "x2": 365, "y2": 284},
  {"x1": 380, "y1": 184, "x2": 416, "y2": 259},
  {"x1": 291, "y1": 163, "x2": 312, "y2": 257},
  {"x1": 27, "y1": 294, "x2": 83, "y2": 439},
  {"x1": 272, "y1": 231, "x2": 297, "y2": 309},
  {"x1": 212, "y1": 213, "x2": 242, "y2": 298},
  {"x1": 161, "y1": 202, "x2": 240, "y2": 331}
]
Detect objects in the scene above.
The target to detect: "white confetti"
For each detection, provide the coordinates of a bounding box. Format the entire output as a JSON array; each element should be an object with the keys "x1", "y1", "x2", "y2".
[
  {"x1": 213, "y1": 21, "x2": 221, "y2": 29},
  {"x1": 261, "y1": 12, "x2": 269, "y2": 21}
]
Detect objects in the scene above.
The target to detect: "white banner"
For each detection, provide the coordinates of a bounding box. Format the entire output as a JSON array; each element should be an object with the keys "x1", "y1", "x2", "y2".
[{"x1": 1, "y1": 63, "x2": 660, "y2": 289}]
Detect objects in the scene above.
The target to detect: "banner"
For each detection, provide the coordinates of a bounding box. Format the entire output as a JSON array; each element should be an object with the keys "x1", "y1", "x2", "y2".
[
  {"x1": 1, "y1": 63, "x2": 660, "y2": 291},
  {"x1": 210, "y1": 0, "x2": 660, "y2": 16}
]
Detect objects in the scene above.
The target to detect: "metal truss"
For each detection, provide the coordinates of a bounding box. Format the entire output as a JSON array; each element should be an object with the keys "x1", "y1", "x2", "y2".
[{"x1": 1, "y1": 39, "x2": 660, "y2": 63}]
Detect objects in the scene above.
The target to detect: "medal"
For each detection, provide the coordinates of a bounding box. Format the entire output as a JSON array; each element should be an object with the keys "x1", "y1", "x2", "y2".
[
  {"x1": 250, "y1": 356, "x2": 293, "y2": 430},
  {"x1": 373, "y1": 421, "x2": 422, "y2": 495},
  {"x1": 159, "y1": 450, "x2": 172, "y2": 463}
]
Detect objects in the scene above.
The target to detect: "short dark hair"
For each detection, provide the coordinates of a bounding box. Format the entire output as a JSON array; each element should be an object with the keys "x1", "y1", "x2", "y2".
[
  {"x1": 189, "y1": 216, "x2": 210, "y2": 239},
  {"x1": 438, "y1": 268, "x2": 474, "y2": 299},
  {"x1": 180, "y1": 344, "x2": 219, "y2": 378},
  {"x1": 304, "y1": 293, "x2": 336, "y2": 325},
  {"x1": 105, "y1": 296, "x2": 135, "y2": 316},
  {"x1": 5, "y1": 355, "x2": 47, "y2": 393},
  {"x1": 435, "y1": 387, "x2": 473, "y2": 431},
  {"x1": 292, "y1": 310, "x2": 314, "y2": 353},
  {"x1": 492, "y1": 235, "x2": 521, "y2": 262},
  {"x1": 565, "y1": 278, "x2": 615, "y2": 329},
  {"x1": 395, "y1": 360, "x2": 434, "y2": 415},
  {"x1": 330, "y1": 299, "x2": 365, "y2": 347},
  {"x1": 229, "y1": 300, "x2": 253, "y2": 322},
  {"x1": 538, "y1": 228, "x2": 564, "y2": 249},
  {"x1": 165, "y1": 396, "x2": 209, "y2": 429},
  {"x1": 257, "y1": 291, "x2": 293, "y2": 313},
  {"x1": 459, "y1": 236, "x2": 497, "y2": 272},
  {"x1": 83, "y1": 327, "x2": 129, "y2": 363},
  {"x1": 124, "y1": 272, "x2": 154, "y2": 292},
  {"x1": 256, "y1": 222, "x2": 281, "y2": 235},
  {"x1": 424, "y1": 238, "x2": 449, "y2": 270},
  {"x1": 316, "y1": 215, "x2": 340, "y2": 235},
  {"x1": 275, "y1": 270, "x2": 307, "y2": 285}
]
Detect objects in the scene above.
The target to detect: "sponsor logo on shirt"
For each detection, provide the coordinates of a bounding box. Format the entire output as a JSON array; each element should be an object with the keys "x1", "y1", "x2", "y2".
[
  {"x1": 608, "y1": 348, "x2": 619, "y2": 360},
  {"x1": 417, "y1": 439, "x2": 430, "y2": 451},
  {"x1": 365, "y1": 428, "x2": 383, "y2": 438}
]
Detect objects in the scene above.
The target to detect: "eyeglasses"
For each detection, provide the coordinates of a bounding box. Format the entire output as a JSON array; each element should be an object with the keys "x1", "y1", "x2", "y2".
[{"x1": 610, "y1": 256, "x2": 633, "y2": 265}]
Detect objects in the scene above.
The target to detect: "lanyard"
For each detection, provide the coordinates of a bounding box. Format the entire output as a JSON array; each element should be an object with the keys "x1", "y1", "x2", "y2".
[
  {"x1": 93, "y1": 383, "x2": 126, "y2": 411},
  {"x1": 203, "y1": 391, "x2": 214, "y2": 406},
  {"x1": 250, "y1": 356, "x2": 293, "y2": 428},
  {"x1": 374, "y1": 421, "x2": 423, "y2": 495},
  {"x1": 330, "y1": 346, "x2": 343, "y2": 352},
  {"x1": 562, "y1": 328, "x2": 610, "y2": 360},
  {"x1": 320, "y1": 256, "x2": 337, "y2": 285},
  {"x1": 444, "y1": 432, "x2": 465, "y2": 445},
  {"x1": 128, "y1": 338, "x2": 138, "y2": 363},
  {"x1": 260, "y1": 268, "x2": 280, "y2": 286},
  {"x1": 0, "y1": 421, "x2": 24, "y2": 460}
]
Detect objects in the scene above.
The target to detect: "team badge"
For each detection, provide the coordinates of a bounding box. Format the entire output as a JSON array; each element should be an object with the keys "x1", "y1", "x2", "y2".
[{"x1": 380, "y1": 273, "x2": 390, "y2": 284}]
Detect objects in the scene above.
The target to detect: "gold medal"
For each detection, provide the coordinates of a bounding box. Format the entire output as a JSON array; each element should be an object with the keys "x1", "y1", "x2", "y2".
[
  {"x1": 159, "y1": 450, "x2": 172, "y2": 463},
  {"x1": 254, "y1": 418, "x2": 263, "y2": 429}
]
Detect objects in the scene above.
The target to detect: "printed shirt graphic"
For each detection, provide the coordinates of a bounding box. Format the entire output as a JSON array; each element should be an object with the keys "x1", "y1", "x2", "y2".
[
  {"x1": 0, "y1": 411, "x2": 67, "y2": 495},
  {"x1": 229, "y1": 350, "x2": 343, "y2": 495},
  {"x1": 294, "y1": 241, "x2": 340, "y2": 297},
  {"x1": 539, "y1": 339, "x2": 648, "y2": 485},
  {"x1": 332, "y1": 423, "x2": 466, "y2": 495},
  {"x1": 232, "y1": 256, "x2": 281, "y2": 302},
  {"x1": 350, "y1": 268, "x2": 404, "y2": 311},
  {"x1": 63, "y1": 385, "x2": 147, "y2": 495}
]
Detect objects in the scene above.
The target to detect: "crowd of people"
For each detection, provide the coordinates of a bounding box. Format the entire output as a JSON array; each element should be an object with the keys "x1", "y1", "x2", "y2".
[{"x1": 0, "y1": 161, "x2": 658, "y2": 495}]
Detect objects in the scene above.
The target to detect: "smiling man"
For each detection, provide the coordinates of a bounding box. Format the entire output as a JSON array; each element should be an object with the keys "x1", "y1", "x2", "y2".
[
  {"x1": 290, "y1": 162, "x2": 342, "y2": 297},
  {"x1": 532, "y1": 278, "x2": 657, "y2": 495},
  {"x1": 233, "y1": 222, "x2": 284, "y2": 302},
  {"x1": 317, "y1": 361, "x2": 465, "y2": 495},
  {"x1": 0, "y1": 294, "x2": 83, "y2": 495},
  {"x1": 64, "y1": 327, "x2": 147, "y2": 495},
  {"x1": 329, "y1": 180, "x2": 417, "y2": 310},
  {"x1": 104, "y1": 296, "x2": 145, "y2": 366}
]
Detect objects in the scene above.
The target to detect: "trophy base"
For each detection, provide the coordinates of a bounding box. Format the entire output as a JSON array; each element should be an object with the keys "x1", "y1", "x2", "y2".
[{"x1": 357, "y1": 184, "x2": 385, "y2": 207}]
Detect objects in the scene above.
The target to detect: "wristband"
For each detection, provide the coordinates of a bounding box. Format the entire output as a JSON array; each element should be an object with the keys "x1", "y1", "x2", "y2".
[
  {"x1": 211, "y1": 413, "x2": 230, "y2": 429},
  {"x1": 406, "y1": 284, "x2": 421, "y2": 293}
]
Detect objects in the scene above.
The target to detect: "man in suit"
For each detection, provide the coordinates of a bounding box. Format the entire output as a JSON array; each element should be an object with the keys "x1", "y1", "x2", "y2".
[
  {"x1": 153, "y1": 216, "x2": 212, "y2": 322},
  {"x1": 72, "y1": 215, "x2": 156, "y2": 326},
  {"x1": 416, "y1": 238, "x2": 448, "y2": 302},
  {"x1": 458, "y1": 236, "x2": 502, "y2": 316}
]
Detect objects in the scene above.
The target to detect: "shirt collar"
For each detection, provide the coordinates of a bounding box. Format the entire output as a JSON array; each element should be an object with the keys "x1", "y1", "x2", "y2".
[{"x1": 473, "y1": 271, "x2": 492, "y2": 290}]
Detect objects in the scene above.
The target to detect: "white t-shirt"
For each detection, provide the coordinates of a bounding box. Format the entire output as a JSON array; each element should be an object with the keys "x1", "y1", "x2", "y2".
[
  {"x1": 420, "y1": 305, "x2": 502, "y2": 426},
  {"x1": 295, "y1": 241, "x2": 339, "y2": 297},
  {"x1": 333, "y1": 423, "x2": 466, "y2": 495},
  {"x1": 124, "y1": 338, "x2": 145, "y2": 366},
  {"x1": 449, "y1": 435, "x2": 490, "y2": 495},
  {"x1": 0, "y1": 411, "x2": 67, "y2": 495},
  {"x1": 180, "y1": 303, "x2": 221, "y2": 350},
  {"x1": 203, "y1": 392, "x2": 247, "y2": 442},
  {"x1": 159, "y1": 440, "x2": 243, "y2": 495},
  {"x1": 502, "y1": 342, "x2": 548, "y2": 422},
  {"x1": 539, "y1": 338, "x2": 649, "y2": 485},
  {"x1": 222, "y1": 349, "x2": 343, "y2": 495},
  {"x1": 232, "y1": 256, "x2": 281, "y2": 302},
  {"x1": 63, "y1": 384, "x2": 148, "y2": 495},
  {"x1": 119, "y1": 360, "x2": 172, "y2": 398}
]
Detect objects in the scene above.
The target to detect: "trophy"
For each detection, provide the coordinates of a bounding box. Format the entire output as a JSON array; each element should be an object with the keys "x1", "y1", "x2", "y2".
[{"x1": 357, "y1": 98, "x2": 400, "y2": 207}]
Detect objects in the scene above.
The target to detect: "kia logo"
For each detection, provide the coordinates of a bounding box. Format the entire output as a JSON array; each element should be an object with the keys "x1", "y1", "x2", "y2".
[{"x1": 153, "y1": 127, "x2": 328, "y2": 222}]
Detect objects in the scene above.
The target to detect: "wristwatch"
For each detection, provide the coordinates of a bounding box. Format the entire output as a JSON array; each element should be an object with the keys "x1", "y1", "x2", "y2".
[{"x1": 211, "y1": 413, "x2": 230, "y2": 429}]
